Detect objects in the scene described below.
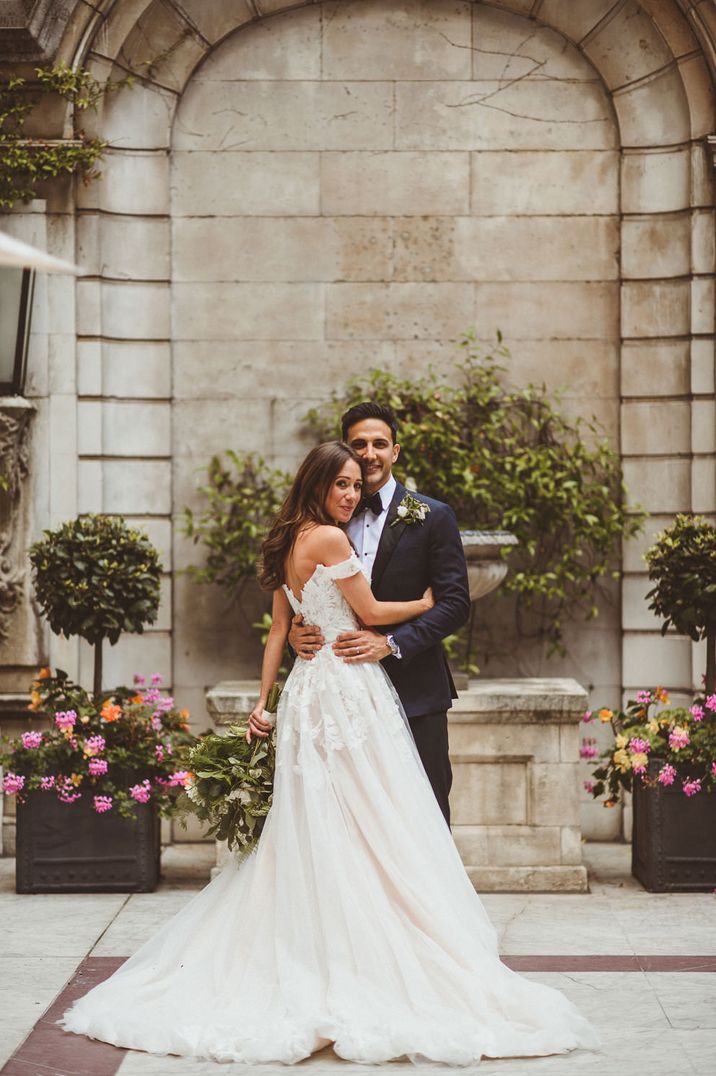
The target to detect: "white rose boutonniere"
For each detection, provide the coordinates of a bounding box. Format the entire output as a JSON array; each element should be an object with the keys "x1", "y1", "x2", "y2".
[{"x1": 391, "y1": 492, "x2": 430, "y2": 528}]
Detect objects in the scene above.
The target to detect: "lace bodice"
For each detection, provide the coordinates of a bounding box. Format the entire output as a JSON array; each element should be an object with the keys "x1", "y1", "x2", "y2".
[{"x1": 282, "y1": 553, "x2": 365, "y2": 642}]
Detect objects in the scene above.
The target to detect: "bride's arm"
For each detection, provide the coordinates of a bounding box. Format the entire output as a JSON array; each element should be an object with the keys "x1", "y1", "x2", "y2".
[{"x1": 247, "y1": 587, "x2": 291, "y2": 741}]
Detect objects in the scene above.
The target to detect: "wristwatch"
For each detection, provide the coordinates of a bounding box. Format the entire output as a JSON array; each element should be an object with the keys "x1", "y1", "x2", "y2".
[{"x1": 385, "y1": 634, "x2": 402, "y2": 659}]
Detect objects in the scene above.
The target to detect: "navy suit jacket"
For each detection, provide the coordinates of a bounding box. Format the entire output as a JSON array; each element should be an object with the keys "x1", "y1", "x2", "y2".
[{"x1": 371, "y1": 481, "x2": 470, "y2": 719}]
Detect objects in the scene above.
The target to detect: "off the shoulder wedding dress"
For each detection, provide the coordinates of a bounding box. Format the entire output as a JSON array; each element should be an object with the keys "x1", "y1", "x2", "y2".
[{"x1": 62, "y1": 554, "x2": 598, "y2": 1066}]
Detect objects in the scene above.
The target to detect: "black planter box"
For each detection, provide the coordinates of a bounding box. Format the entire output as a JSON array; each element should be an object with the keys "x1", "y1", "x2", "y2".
[
  {"x1": 632, "y1": 759, "x2": 716, "y2": 892},
  {"x1": 16, "y1": 791, "x2": 161, "y2": 893}
]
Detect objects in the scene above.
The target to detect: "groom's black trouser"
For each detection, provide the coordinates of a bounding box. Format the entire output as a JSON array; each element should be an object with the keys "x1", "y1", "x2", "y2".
[{"x1": 408, "y1": 710, "x2": 452, "y2": 827}]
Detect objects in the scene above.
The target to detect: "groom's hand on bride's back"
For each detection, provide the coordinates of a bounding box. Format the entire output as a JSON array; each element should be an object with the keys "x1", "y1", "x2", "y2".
[{"x1": 288, "y1": 614, "x2": 325, "y2": 660}]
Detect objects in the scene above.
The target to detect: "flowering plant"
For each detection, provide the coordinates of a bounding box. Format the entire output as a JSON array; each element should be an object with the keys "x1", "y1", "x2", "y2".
[
  {"x1": 178, "y1": 683, "x2": 281, "y2": 856},
  {"x1": 391, "y1": 493, "x2": 430, "y2": 528},
  {"x1": 586, "y1": 687, "x2": 716, "y2": 804},
  {"x1": 0, "y1": 668, "x2": 195, "y2": 818}
]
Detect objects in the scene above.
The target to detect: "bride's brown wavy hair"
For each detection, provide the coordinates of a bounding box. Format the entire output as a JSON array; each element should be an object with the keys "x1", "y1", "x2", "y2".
[{"x1": 258, "y1": 441, "x2": 365, "y2": 590}]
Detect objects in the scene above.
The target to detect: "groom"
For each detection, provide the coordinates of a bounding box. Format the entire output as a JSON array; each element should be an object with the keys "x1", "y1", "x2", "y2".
[{"x1": 289, "y1": 402, "x2": 470, "y2": 823}]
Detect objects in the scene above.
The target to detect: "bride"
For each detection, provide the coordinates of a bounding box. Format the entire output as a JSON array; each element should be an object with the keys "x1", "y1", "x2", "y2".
[{"x1": 61, "y1": 440, "x2": 598, "y2": 1066}]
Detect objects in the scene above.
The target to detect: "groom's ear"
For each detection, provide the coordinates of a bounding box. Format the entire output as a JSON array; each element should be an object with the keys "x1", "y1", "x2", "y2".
[{"x1": 392, "y1": 443, "x2": 400, "y2": 463}]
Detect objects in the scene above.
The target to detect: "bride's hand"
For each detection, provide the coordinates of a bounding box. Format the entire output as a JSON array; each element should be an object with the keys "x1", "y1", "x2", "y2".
[
  {"x1": 421, "y1": 586, "x2": 435, "y2": 612},
  {"x1": 247, "y1": 705, "x2": 272, "y2": 742}
]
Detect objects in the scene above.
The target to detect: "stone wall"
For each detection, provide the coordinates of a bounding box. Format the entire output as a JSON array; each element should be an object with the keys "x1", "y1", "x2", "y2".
[{"x1": 2, "y1": 1, "x2": 716, "y2": 842}]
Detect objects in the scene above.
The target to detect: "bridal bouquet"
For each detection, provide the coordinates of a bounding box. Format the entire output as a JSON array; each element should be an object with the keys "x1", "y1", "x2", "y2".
[
  {"x1": 179, "y1": 683, "x2": 281, "y2": 856},
  {"x1": 586, "y1": 687, "x2": 716, "y2": 804}
]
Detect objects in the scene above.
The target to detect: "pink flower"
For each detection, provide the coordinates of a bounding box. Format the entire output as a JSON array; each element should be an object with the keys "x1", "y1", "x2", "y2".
[
  {"x1": 583, "y1": 780, "x2": 594, "y2": 794},
  {"x1": 636, "y1": 690, "x2": 651, "y2": 705},
  {"x1": 133, "y1": 673, "x2": 146, "y2": 686},
  {"x1": 629, "y1": 738, "x2": 650, "y2": 754},
  {"x1": 668, "y1": 726, "x2": 690, "y2": 751},
  {"x1": 93, "y1": 795, "x2": 113, "y2": 813},
  {"x1": 712, "y1": 762, "x2": 716, "y2": 778},
  {"x1": 658, "y1": 764, "x2": 677, "y2": 786},
  {"x1": 21, "y1": 731, "x2": 43, "y2": 748},
  {"x1": 129, "y1": 780, "x2": 152, "y2": 804},
  {"x1": 83, "y1": 735, "x2": 106, "y2": 756},
  {"x1": 706, "y1": 695, "x2": 716, "y2": 712},
  {"x1": 40, "y1": 775, "x2": 55, "y2": 790},
  {"x1": 581, "y1": 710, "x2": 594, "y2": 723},
  {"x1": 143, "y1": 688, "x2": 161, "y2": 704},
  {"x1": 155, "y1": 744, "x2": 165, "y2": 762},
  {"x1": 2, "y1": 772, "x2": 25, "y2": 794},
  {"x1": 167, "y1": 770, "x2": 191, "y2": 788},
  {"x1": 88, "y1": 758, "x2": 108, "y2": 776},
  {"x1": 151, "y1": 673, "x2": 163, "y2": 686},
  {"x1": 150, "y1": 714, "x2": 162, "y2": 731},
  {"x1": 579, "y1": 739, "x2": 598, "y2": 759},
  {"x1": 689, "y1": 705, "x2": 704, "y2": 722},
  {"x1": 683, "y1": 778, "x2": 702, "y2": 797},
  {"x1": 57, "y1": 777, "x2": 81, "y2": 804},
  {"x1": 54, "y1": 709, "x2": 77, "y2": 730},
  {"x1": 155, "y1": 696, "x2": 174, "y2": 712}
]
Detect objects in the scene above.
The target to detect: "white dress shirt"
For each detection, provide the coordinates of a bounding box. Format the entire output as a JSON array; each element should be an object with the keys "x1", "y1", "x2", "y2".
[{"x1": 346, "y1": 474, "x2": 396, "y2": 583}]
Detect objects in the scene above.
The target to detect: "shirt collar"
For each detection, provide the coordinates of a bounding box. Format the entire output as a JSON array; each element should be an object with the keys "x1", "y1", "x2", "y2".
[{"x1": 376, "y1": 474, "x2": 396, "y2": 512}]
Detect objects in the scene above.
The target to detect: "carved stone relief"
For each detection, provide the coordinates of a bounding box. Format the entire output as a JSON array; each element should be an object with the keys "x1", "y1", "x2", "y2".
[{"x1": 0, "y1": 397, "x2": 35, "y2": 644}]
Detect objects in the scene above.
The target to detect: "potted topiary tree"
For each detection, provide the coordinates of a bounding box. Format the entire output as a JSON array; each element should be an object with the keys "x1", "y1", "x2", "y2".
[
  {"x1": 589, "y1": 514, "x2": 716, "y2": 891},
  {"x1": 0, "y1": 515, "x2": 194, "y2": 893}
]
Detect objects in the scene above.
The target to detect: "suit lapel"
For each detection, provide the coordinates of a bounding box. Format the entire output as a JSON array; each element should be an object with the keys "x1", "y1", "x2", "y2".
[{"x1": 371, "y1": 481, "x2": 407, "y2": 591}]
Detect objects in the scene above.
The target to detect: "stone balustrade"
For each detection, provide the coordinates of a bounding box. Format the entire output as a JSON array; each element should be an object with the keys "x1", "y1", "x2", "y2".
[{"x1": 206, "y1": 676, "x2": 588, "y2": 891}]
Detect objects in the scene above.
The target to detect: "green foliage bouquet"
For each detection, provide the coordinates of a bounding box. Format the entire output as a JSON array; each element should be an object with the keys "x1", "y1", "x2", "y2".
[
  {"x1": 179, "y1": 684, "x2": 281, "y2": 855},
  {"x1": 0, "y1": 668, "x2": 195, "y2": 818}
]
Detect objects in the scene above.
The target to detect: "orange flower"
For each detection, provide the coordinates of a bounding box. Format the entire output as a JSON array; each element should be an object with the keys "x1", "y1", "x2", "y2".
[
  {"x1": 38, "y1": 667, "x2": 52, "y2": 680},
  {"x1": 131, "y1": 694, "x2": 143, "y2": 704},
  {"x1": 655, "y1": 687, "x2": 670, "y2": 705},
  {"x1": 180, "y1": 708, "x2": 189, "y2": 720},
  {"x1": 603, "y1": 799, "x2": 617, "y2": 808},
  {"x1": 27, "y1": 690, "x2": 43, "y2": 712},
  {"x1": 598, "y1": 708, "x2": 613, "y2": 722},
  {"x1": 70, "y1": 773, "x2": 83, "y2": 786},
  {"x1": 100, "y1": 701, "x2": 122, "y2": 723}
]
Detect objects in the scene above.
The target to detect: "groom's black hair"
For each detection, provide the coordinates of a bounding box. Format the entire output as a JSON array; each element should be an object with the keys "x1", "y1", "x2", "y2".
[{"x1": 341, "y1": 402, "x2": 398, "y2": 444}]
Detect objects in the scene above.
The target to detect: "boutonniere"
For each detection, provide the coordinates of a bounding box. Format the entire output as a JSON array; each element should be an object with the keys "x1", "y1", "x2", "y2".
[{"x1": 391, "y1": 493, "x2": 430, "y2": 528}]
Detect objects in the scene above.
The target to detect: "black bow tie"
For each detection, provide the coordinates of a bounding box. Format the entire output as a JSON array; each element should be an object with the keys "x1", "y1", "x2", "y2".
[{"x1": 357, "y1": 491, "x2": 385, "y2": 516}]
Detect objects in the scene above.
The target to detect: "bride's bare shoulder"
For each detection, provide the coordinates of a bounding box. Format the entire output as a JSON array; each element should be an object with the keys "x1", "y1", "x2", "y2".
[{"x1": 302, "y1": 525, "x2": 352, "y2": 563}]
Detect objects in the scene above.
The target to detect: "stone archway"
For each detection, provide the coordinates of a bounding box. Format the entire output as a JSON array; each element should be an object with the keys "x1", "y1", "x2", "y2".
[{"x1": 39, "y1": 0, "x2": 716, "y2": 750}]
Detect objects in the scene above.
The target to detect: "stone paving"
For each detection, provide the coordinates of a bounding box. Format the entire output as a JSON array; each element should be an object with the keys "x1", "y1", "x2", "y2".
[{"x1": 1, "y1": 844, "x2": 714, "y2": 1076}]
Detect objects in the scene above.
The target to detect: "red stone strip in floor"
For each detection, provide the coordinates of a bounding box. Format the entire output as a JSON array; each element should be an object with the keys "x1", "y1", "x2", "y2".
[
  {"x1": 1, "y1": 958, "x2": 126, "y2": 1076},
  {"x1": 4, "y1": 953, "x2": 716, "y2": 1076}
]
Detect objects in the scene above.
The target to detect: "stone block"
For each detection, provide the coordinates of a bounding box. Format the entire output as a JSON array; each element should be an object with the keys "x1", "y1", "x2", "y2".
[
  {"x1": 621, "y1": 340, "x2": 690, "y2": 398},
  {"x1": 621, "y1": 147, "x2": 690, "y2": 214},
  {"x1": 172, "y1": 282, "x2": 323, "y2": 340},
  {"x1": 691, "y1": 339, "x2": 715, "y2": 396},
  {"x1": 101, "y1": 460, "x2": 172, "y2": 514},
  {"x1": 99, "y1": 402, "x2": 171, "y2": 458},
  {"x1": 172, "y1": 1, "x2": 254, "y2": 44},
  {"x1": 692, "y1": 400, "x2": 716, "y2": 455},
  {"x1": 171, "y1": 399, "x2": 274, "y2": 462},
  {"x1": 193, "y1": 5, "x2": 320, "y2": 79},
  {"x1": 174, "y1": 81, "x2": 393, "y2": 152},
  {"x1": 621, "y1": 280, "x2": 690, "y2": 339},
  {"x1": 79, "y1": 632, "x2": 172, "y2": 691},
  {"x1": 582, "y1": 0, "x2": 673, "y2": 91},
  {"x1": 154, "y1": 575, "x2": 172, "y2": 633},
  {"x1": 622, "y1": 457, "x2": 691, "y2": 513},
  {"x1": 471, "y1": 150, "x2": 619, "y2": 216},
  {"x1": 538, "y1": 0, "x2": 623, "y2": 43},
  {"x1": 559, "y1": 724, "x2": 579, "y2": 762},
  {"x1": 691, "y1": 141, "x2": 712, "y2": 209},
  {"x1": 320, "y1": 152, "x2": 470, "y2": 216},
  {"x1": 692, "y1": 278, "x2": 715, "y2": 335},
  {"x1": 46, "y1": 266, "x2": 75, "y2": 335},
  {"x1": 621, "y1": 400, "x2": 690, "y2": 456},
  {"x1": 172, "y1": 339, "x2": 396, "y2": 400},
  {"x1": 79, "y1": 150, "x2": 170, "y2": 216},
  {"x1": 450, "y1": 678, "x2": 587, "y2": 720},
  {"x1": 119, "y1": 3, "x2": 208, "y2": 94},
  {"x1": 48, "y1": 334, "x2": 76, "y2": 395},
  {"x1": 475, "y1": 281, "x2": 618, "y2": 340},
  {"x1": 464, "y1": 864, "x2": 587, "y2": 893},
  {"x1": 99, "y1": 79, "x2": 175, "y2": 152},
  {"x1": 621, "y1": 514, "x2": 675, "y2": 573},
  {"x1": 123, "y1": 517, "x2": 173, "y2": 563},
  {"x1": 622, "y1": 632, "x2": 692, "y2": 691},
  {"x1": 453, "y1": 216, "x2": 618, "y2": 281},
  {"x1": 392, "y1": 218, "x2": 457, "y2": 282},
  {"x1": 322, "y1": 0, "x2": 472, "y2": 81},
  {"x1": 100, "y1": 342, "x2": 171, "y2": 399},
  {"x1": 171, "y1": 151, "x2": 320, "y2": 217},
  {"x1": 691, "y1": 210, "x2": 716, "y2": 274},
  {"x1": 679, "y1": 54, "x2": 716, "y2": 140},
  {"x1": 99, "y1": 282, "x2": 170, "y2": 341},
  {"x1": 504, "y1": 339, "x2": 620, "y2": 399},
  {"x1": 620, "y1": 212, "x2": 690, "y2": 280},
  {"x1": 692, "y1": 456, "x2": 716, "y2": 514},
  {"x1": 613, "y1": 67, "x2": 691, "y2": 149},
  {"x1": 172, "y1": 217, "x2": 393, "y2": 282},
  {"x1": 638, "y1": 0, "x2": 699, "y2": 58},
  {"x1": 77, "y1": 213, "x2": 170, "y2": 282},
  {"x1": 449, "y1": 722, "x2": 561, "y2": 763},
  {"x1": 450, "y1": 760, "x2": 528, "y2": 826},
  {"x1": 395, "y1": 79, "x2": 615, "y2": 151},
  {"x1": 77, "y1": 400, "x2": 101, "y2": 456},
  {"x1": 560, "y1": 826, "x2": 583, "y2": 865},
  {"x1": 485, "y1": 825, "x2": 561, "y2": 868},
  {"x1": 581, "y1": 797, "x2": 622, "y2": 842},
  {"x1": 529, "y1": 763, "x2": 579, "y2": 826},
  {"x1": 77, "y1": 340, "x2": 102, "y2": 397},
  {"x1": 472, "y1": 5, "x2": 587, "y2": 81},
  {"x1": 325, "y1": 282, "x2": 474, "y2": 340},
  {"x1": 450, "y1": 825, "x2": 488, "y2": 865},
  {"x1": 622, "y1": 575, "x2": 663, "y2": 631},
  {"x1": 77, "y1": 459, "x2": 102, "y2": 514}
]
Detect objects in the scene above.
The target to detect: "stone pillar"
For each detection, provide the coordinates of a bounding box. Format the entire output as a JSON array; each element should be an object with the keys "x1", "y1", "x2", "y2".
[
  {"x1": 206, "y1": 676, "x2": 588, "y2": 891},
  {"x1": 449, "y1": 678, "x2": 588, "y2": 892}
]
